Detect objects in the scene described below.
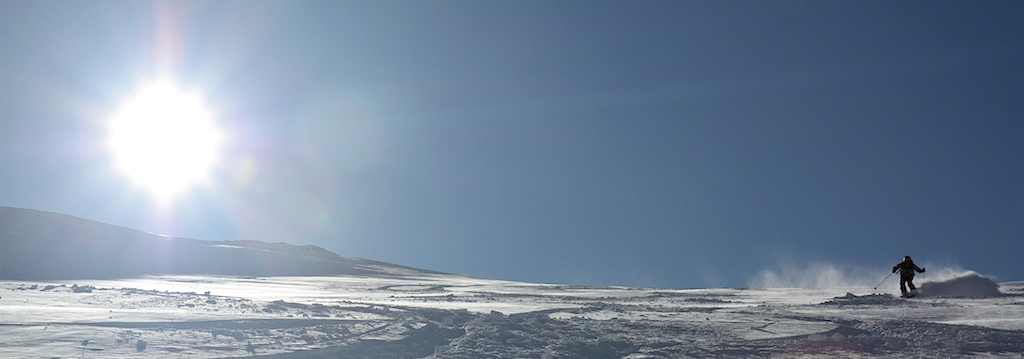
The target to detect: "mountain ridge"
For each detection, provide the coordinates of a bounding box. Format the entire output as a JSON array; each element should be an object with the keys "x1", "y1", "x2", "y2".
[{"x1": 0, "y1": 206, "x2": 438, "y2": 280}]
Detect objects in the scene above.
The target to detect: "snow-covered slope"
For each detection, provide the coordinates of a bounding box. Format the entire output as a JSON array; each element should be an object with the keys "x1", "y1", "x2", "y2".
[
  {"x1": 0, "y1": 207, "x2": 1022, "y2": 358},
  {"x1": 1, "y1": 275, "x2": 1022, "y2": 358},
  {"x1": 0, "y1": 207, "x2": 434, "y2": 280}
]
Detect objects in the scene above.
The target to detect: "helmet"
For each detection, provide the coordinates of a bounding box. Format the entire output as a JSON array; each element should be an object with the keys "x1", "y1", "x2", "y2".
[{"x1": 904, "y1": 256, "x2": 911, "y2": 261}]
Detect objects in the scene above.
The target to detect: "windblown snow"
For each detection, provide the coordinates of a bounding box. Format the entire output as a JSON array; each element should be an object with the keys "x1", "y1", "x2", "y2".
[
  {"x1": 917, "y1": 272, "x2": 1003, "y2": 298},
  {"x1": 1, "y1": 207, "x2": 1022, "y2": 358}
]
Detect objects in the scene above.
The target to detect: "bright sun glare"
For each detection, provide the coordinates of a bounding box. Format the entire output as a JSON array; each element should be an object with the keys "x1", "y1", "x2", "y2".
[{"x1": 107, "y1": 78, "x2": 222, "y2": 203}]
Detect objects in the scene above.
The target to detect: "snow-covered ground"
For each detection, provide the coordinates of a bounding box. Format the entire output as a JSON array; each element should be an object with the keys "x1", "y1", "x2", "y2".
[
  {"x1": 2, "y1": 207, "x2": 1022, "y2": 357},
  {"x1": 1, "y1": 272, "x2": 1021, "y2": 358}
]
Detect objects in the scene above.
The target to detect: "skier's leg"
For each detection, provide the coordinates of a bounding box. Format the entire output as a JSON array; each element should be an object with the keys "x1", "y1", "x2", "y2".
[
  {"x1": 908, "y1": 280, "x2": 916, "y2": 292},
  {"x1": 899, "y1": 278, "x2": 908, "y2": 294}
]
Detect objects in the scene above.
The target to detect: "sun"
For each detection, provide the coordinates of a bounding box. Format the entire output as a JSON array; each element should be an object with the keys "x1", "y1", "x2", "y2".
[{"x1": 107, "y1": 78, "x2": 223, "y2": 204}]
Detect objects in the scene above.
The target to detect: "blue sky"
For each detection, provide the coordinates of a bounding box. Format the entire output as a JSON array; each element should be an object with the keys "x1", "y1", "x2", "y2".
[{"x1": 1, "y1": 1, "x2": 1021, "y2": 288}]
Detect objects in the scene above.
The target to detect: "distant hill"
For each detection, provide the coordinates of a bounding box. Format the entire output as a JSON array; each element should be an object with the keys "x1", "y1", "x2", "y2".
[{"x1": 0, "y1": 206, "x2": 437, "y2": 280}]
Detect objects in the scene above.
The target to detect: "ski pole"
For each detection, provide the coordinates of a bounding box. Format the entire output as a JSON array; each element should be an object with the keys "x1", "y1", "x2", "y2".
[{"x1": 874, "y1": 271, "x2": 895, "y2": 290}]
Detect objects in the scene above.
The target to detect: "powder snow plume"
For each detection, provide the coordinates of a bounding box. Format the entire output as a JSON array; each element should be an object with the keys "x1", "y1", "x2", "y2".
[
  {"x1": 918, "y1": 271, "x2": 1003, "y2": 298},
  {"x1": 749, "y1": 262, "x2": 880, "y2": 289},
  {"x1": 748, "y1": 260, "x2": 999, "y2": 292}
]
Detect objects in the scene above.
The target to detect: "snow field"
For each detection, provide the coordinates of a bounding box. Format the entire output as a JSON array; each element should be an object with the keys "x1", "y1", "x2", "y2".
[{"x1": 0, "y1": 272, "x2": 1021, "y2": 358}]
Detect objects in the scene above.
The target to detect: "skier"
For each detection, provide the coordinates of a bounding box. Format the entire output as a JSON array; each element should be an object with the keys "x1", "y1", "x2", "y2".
[{"x1": 892, "y1": 256, "x2": 926, "y2": 297}]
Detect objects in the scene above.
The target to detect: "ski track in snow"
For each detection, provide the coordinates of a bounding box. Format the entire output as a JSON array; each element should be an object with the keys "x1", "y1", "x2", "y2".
[{"x1": 1, "y1": 274, "x2": 1022, "y2": 358}]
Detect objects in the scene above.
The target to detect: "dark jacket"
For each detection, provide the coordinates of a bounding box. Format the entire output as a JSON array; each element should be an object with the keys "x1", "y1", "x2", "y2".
[{"x1": 893, "y1": 260, "x2": 925, "y2": 278}]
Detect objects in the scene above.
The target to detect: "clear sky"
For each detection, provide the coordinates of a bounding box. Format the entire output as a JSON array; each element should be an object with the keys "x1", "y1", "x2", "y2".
[{"x1": 1, "y1": 1, "x2": 1021, "y2": 288}]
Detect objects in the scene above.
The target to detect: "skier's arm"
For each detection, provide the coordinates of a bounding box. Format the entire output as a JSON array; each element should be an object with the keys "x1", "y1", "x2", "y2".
[{"x1": 916, "y1": 265, "x2": 925, "y2": 273}]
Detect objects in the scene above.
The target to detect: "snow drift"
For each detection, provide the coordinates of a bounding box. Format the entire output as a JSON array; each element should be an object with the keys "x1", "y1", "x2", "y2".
[{"x1": 918, "y1": 271, "x2": 1003, "y2": 298}]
